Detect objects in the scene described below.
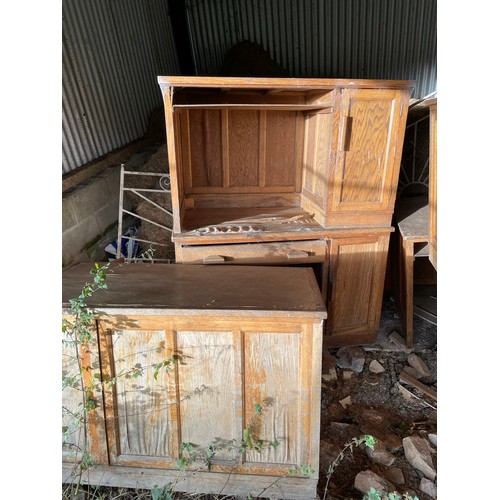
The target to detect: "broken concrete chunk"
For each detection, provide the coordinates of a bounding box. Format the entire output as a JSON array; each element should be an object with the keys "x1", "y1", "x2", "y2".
[
  {"x1": 343, "y1": 370, "x2": 354, "y2": 379},
  {"x1": 322, "y1": 350, "x2": 337, "y2": 375},
  {"x1": 336, "y1": 346, "x2": 366, "y2": 373},
  {"x1": 407, "y1": 353, "x2": 433, "y2": 378},
  {"x1": 339, "y1": 395, "x2": 352, "y2": 409},
  {"x1": 420, "y1": 477, "x2": 437, "y2": 498},
  {"x1": 403, "y1": 436, "x2": 436, "y2": 480},
  {"x1": 383, "y1": 466, "x2": 405, "y2": 485},
  {"x1": 369, "y1": 359, "x2": 386, "y2": 374},
  {"x1": 354, "y1": 470, "x2": 397, "y2": 496},
  {"x1": 428, "y1": 433, "x2": 437, "y2": 447},
  {"x1": 388, "y1": 331, "x2": 413, "y2": 354},
  {"x1": 365, "y1": 441, "x2": 396, "y2": 467},
  {"x1": 322, "y1": 372, "x2": 338, "y2": 382}
]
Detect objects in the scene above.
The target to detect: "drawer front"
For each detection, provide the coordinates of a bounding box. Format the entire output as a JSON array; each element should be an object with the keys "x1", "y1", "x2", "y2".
[{"x1": 180, "y1": 239, "x2": 327, "y2": 265}]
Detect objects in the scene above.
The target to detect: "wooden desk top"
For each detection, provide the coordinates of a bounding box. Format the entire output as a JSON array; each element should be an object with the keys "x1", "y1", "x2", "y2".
[
  {"x1": 394, "y1": 196, "x2": 429, "y2": 242},
  {"x1": 62, "y1": 262, "x2": 327, "y2": 319}
]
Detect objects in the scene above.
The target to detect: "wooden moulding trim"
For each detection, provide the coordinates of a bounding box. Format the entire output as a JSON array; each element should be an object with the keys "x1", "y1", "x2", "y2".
[
  {"x1": 158, "y1": 76, "x2": 416, "y2": 90},
  {"x1": 62, "y1": 463, "x2": 318, "y2": 499},
  {"x1": 322, "y1": 331, "x2": 378, "y2": 348},
  {"x1": 172, "y1": 227, "x2": 393, "y2": 245},
  {"x1": 88, "y1": 308, "x2": 328, "y2": 320}
]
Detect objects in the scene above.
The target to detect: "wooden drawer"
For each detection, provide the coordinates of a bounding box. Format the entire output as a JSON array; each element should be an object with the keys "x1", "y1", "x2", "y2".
[{"x1": 179, "y1": 239, "x2": 327, "y2": 265}]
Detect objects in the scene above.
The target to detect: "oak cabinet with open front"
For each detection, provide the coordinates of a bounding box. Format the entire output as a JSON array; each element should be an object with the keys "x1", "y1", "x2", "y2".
[{"x1": 157, "y1": 77, "x2": 414, "y2": 345}]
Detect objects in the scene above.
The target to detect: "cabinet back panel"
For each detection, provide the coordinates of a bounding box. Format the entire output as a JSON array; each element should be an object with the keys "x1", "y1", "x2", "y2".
[
  {"x1": 180, "y1": 109, "x2": 301, "y2": 195},
  {"x1": 265, "y1": 111, "x2": 299, "y2": 187},
  {"x1": 228, "y1": 110, "x2": 260, "y2": 187},
  {"x1": 184, "y1": 109, "x2": 223, "y2": 188}
]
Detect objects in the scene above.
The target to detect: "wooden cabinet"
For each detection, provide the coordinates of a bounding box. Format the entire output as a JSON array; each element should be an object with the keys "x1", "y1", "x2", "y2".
[
  {"x1": 157, "y1": 76, "x2": 414, "y2": 345},
  {"x1": 62, "y1": 263, "x2": 325, "y2": 499}
]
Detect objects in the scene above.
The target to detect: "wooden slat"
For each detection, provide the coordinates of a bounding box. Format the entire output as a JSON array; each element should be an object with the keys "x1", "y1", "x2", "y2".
[
  {"x1": 63, "y1": 463, "x2": 318, "y2": 499},
  {"x1": 174, "y1": 104, "x2": 331, "y2": 111},
  {"x1": 400, "y1": 371, "x2": 437, "y2": 401}
]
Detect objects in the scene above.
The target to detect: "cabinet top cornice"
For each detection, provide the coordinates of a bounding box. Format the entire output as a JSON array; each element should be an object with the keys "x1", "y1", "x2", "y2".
[{"x1": 157, "y1": 76, "x2": 415, "y2": 91}]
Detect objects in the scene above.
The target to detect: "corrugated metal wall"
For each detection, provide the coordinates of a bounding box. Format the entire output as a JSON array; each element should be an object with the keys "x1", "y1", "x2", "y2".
[
  {"x1": 62, "y1": 0, "x2": 180, "y2": 175},
  {"x1": 185, "y1": 0, "x2": 436, "y2": 98}
]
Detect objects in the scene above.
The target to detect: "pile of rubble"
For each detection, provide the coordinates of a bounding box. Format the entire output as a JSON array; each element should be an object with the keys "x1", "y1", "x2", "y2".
[{"x1": 319, "y1": 342, "x2": 437, "y2": 499}]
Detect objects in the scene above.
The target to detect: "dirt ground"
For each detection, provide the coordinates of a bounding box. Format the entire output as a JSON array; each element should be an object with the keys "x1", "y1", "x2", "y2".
[{"x1": 313, "y1": 296, "x2": 437, "y2": 499}]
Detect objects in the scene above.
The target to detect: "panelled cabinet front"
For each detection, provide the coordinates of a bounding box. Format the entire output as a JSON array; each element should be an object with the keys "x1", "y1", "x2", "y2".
[
  {"x1": 96, "y1": 314, "x2": 321, "y2": 476},
  {"x1": 327, "y1": 89, "x2": 409, "y2": 226},
  {"x1": 326, "y1": 234, "x2": 390, "y2": 346}
]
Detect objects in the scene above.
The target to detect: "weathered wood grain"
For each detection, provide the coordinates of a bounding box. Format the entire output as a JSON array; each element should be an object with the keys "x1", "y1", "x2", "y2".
[
  {"x1": 62, "y1": 264, "x2": 327, "y2": 318},
  {"x1": 63, "y1": 463, "x2": 318, "y2": 499},
  {"x1": 327, "y1": 234, "x2": 390, "y2": 342},
  {"x1": 244, "y1": 330, "x2": 302, "y2": 465},
  {"x1": 177, "y1": 330, "x2": 242, "y2": 462},
  {"x1": 426, "y1": 98, "x2": 437, "y2": 270}
]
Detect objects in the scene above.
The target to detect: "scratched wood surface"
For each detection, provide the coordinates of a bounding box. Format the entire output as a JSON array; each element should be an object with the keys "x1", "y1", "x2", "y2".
[
  {"x1": 111, "y1": 328, "x2": 173, "y2": 459},
  {"x1": 244, "y1": 330, "x2": 302, "y2": 465},
  {"x1": 177, "y1": 330, "x2": 242, "y2": 462},
  {"x1": 62, "y1": 263, "x2": 326, "y2": 318}
]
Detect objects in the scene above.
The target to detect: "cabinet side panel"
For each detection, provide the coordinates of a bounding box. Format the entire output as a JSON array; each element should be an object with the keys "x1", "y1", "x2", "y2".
[
  {"x1": 176, "y1": 330, "x2": 242, "y2": 461},
  {"x1": 227, "y1": 110, "x2": 260, "y2": 187},
  {"x1": 303, "y1": 114, "x2": 318, "y2": 194},
  {"x1": 265, "y1": 111, "x2": 298, "y2": 188},
  {"x1": 112, "y1": 329, "x2": 173, "y2": 458},
  {"x1": 188, "y1": 109, "x2": 223, "y2": 188},
  {"x1": 302, "y1": 112, "x2": 332, "y2": 210},
  {"x1": 243, "y1": 331, "x2": 302, "y2": 465},
  {"x1": 312, "y1": 112, "x2": 333, "y2": 206}
]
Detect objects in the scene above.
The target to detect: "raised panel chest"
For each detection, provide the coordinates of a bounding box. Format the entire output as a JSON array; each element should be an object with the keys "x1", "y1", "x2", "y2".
[{"x1": 62, "y1": 262, "x2": 326, "y2": 499}]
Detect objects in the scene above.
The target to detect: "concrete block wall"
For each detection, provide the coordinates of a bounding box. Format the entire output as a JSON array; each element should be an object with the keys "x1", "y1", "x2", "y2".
[{"x1": 62, "y1": 145, "x2": 161, "y2": 268}]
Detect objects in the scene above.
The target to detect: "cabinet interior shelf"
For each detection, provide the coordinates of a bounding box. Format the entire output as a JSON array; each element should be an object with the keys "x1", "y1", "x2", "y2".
[{"x1": 173, "y1": 103, "x2": 332, "y2": 111}]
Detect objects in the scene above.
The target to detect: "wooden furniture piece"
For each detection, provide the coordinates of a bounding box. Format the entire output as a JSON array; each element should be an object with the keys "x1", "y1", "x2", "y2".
[
  {"x1": 157, "y1": 76, "x2": 414, "y2": 346},
  {"x1": 391, "y1": 196, "x2": 433, "y2": 347},
  {"x1": 62, "y1": 262, "x2": 326, "y2": 499},
  {"x1": 425, "y1": 98, "x2": 437, "y2": 270}
]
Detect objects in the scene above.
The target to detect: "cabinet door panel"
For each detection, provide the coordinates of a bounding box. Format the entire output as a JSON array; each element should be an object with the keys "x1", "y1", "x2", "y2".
[
  {"x1": 99, "y1": 318, "x2": 178, "y2": 467},
  {"x1": 176, "y1": 330, "x2": 242, "y2": 462},
  {"x1": 332, "y1": 89, "x2": 405, "y2": 211},
  {"x1": 328, "y1": 235, "x2": 389, "y2": 342},
  {"x1": 243, "y1": 330, "x2": 304, "y2": 466}
]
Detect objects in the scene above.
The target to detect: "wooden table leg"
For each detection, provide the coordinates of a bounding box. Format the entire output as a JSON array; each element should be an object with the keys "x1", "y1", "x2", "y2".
[{"x1": 402, "y1": 239, "x2": 415, "y2": 348}]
